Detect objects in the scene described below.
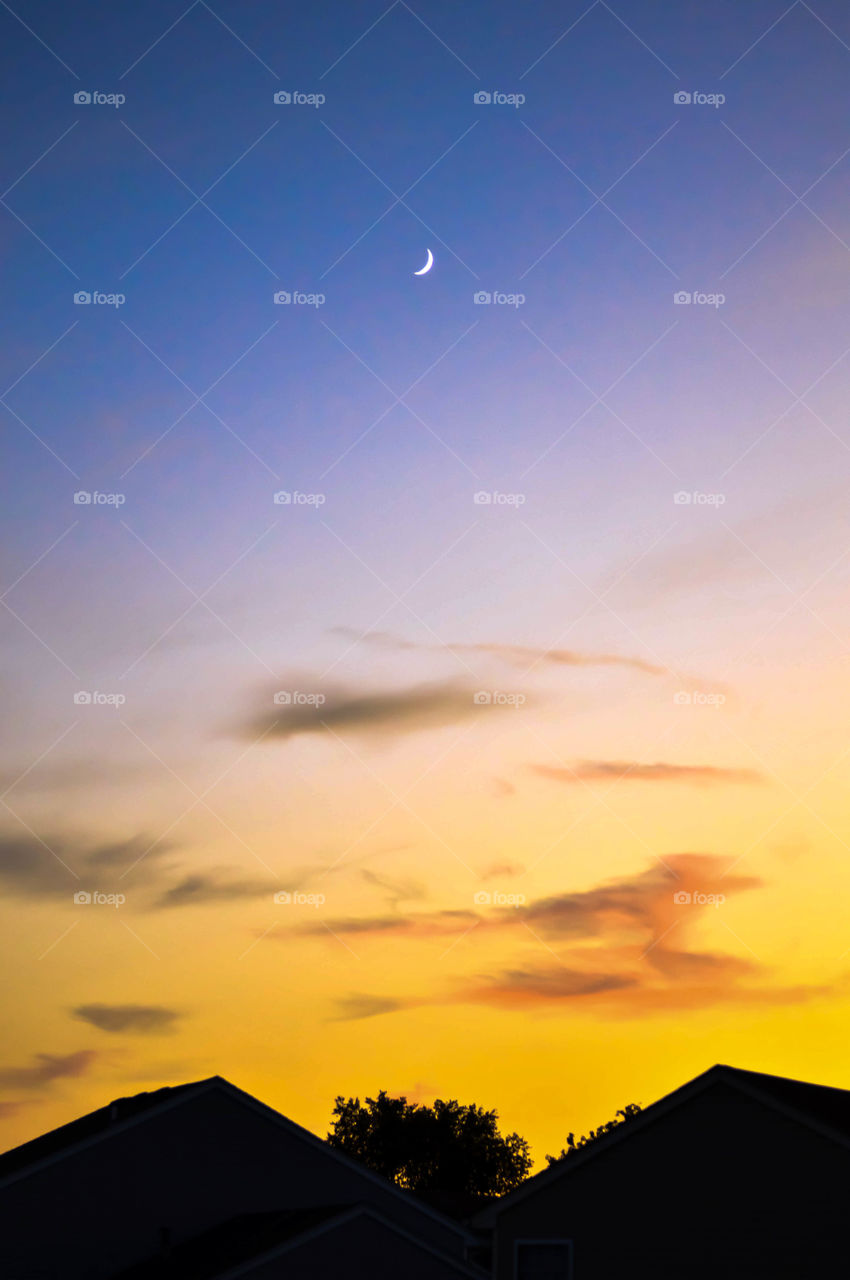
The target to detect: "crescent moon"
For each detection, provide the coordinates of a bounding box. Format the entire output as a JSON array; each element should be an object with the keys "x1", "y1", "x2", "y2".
[{"x1": 414, "y1": 249, "x2": 434, "y2": 276}]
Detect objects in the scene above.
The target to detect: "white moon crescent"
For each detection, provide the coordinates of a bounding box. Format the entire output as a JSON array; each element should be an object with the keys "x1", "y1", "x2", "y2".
[{"x1": 414, "y1": 249, "x2": 434, "y2": 276}]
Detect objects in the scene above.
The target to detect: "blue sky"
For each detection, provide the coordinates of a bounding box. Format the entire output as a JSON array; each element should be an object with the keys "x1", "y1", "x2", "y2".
[{"x1": 4, "y1": 0, "x2": 850, "y2": 1153}]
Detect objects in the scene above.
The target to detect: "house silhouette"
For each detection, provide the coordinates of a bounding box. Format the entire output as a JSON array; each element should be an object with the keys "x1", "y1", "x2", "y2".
[
  {"x1": 474, "y1": 1063, "x2": 850, "y2": 1278},
  {"x1": 0, "y1": 1075, "x2": 481, "y2": 1279},
  {"x1": 1, "y1": 1063, "x2": 849, "y2": 1277}
]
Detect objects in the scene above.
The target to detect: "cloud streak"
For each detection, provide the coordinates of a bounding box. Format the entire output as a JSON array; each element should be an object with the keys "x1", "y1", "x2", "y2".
[
  {"x1": 316, "y1": 855, "x2": 830, "y2": 1020},
  {"x1": 71, "y1": 1004, "x2": 182, "y2": 1035},
  {"x1": 331, "y1": 628, "x2": 665, "y2": 677},
  {"x1": 531, "y1": 761, "x2": 763, "y2": 786},
  {"x1": 0, "y1": 832, "x2": 283, "y2": 913},
  {"x1": 0, "y1": 1050, "x2": 97, "y2": 1090},
  {"x1": 238, "y1": 679, "x2": 523, "y2": 742}
]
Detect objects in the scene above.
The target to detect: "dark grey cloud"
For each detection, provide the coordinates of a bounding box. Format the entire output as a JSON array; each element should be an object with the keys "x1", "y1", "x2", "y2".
[
  {"x1": 0, "y1": 1050, "x2": 97, "y2": 1090},
  {"x1": 0, "y1": 832, "x2": 173, "y2": 901},
  {"x1": 239, "y1": 679, "x2": 516, "y2": 742},
  {"x1": 0, "y1": 831, "x2": 288, "y2": 913},
  {"x1": 71, "y1": 1004, "x2": 182, "y2": 1035}
]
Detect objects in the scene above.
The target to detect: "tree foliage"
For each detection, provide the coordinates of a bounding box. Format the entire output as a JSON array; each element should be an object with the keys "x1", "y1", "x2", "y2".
[
  {"x1": 545, "y1": 1103, "x2": 642, "y2": 1165},
  {"x1": 327, "y1": 1090, "x2": 532, "y2": 1198}
]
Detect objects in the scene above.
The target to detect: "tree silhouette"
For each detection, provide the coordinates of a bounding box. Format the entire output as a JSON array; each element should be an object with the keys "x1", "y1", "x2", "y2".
[
  {"x1": 545, "y1": 1102, "x2": 642, "y2": 1165},
  {"x1": 327, "y1": 1090, "x2": 532, "y2": 1198}
]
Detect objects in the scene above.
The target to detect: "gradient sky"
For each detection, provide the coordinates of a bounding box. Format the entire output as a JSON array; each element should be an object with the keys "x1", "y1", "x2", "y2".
[{"x1": 3, "y1": 0, "x2": 850, "y2": 1165}]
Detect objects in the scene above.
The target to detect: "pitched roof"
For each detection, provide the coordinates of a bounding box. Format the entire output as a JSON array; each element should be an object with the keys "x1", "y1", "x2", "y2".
[
  {"x1": 0, "y1": 1078, "x2": 210, "y2": 1181},
  {"x1": 474, "y1": 1063, "x2": 850, "y2": 1225},
  {"x1": 0, "y1": 1075, "x2": 474, "y2": 1243}
]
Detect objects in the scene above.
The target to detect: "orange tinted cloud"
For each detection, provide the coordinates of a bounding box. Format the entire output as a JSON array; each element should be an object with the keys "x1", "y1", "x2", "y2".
[
  {"x1": 320, "y1": 855, "x2": 827, "y2": 1020},
  {"x1": 531, "y1": 762, "x2": 763, "y2": 785}
]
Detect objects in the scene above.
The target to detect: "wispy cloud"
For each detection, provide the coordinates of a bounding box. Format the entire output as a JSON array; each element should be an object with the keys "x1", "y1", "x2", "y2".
[
  {"x1": 0, "y1": 831, "x2": 284, "y2": 913},
  {"x1": 329, "y1": 995, "x2": 412, "y2": 1021},
  {"x1": 153, "y1": 871, "x2": 277, "y2": 910},
  {"x1": 0, "y1": 1050, "x2": 98, "y2": 1090},
  {"x1": 320, "y1": 855, "x2": 831, "y2": 1020},
  {"x1": 332, "y1": 628, "x2": 665, "y2": 676},
  {"x1": 531, "y1": 761, "x2": 763, "y2": 786},
  {"x1": 0, "y1": 833, "x2": 175, "y2": 902},
  {"x1": 238, "y1": 679, "x2": 522, "y2": 742}
]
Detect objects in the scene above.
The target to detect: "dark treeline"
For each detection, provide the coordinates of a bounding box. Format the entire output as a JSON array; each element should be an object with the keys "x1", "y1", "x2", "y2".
[{"x1": 327, "y1": 1090, "x2": 642, "y2": 1204}]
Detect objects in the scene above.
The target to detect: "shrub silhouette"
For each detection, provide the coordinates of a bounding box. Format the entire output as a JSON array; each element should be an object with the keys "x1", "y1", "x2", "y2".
[{"x1": 545, "y1": 1102, "x2": 642, "y2": 1165}]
